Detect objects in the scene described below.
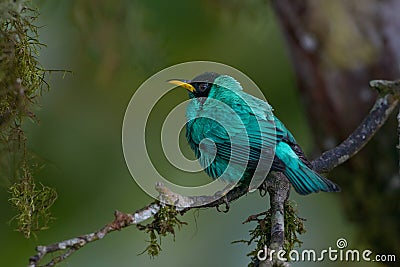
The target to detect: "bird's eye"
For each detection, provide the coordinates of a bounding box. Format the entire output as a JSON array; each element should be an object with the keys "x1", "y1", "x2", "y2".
[{"x1": 198, "y1": 83, "x2": 209, "y2": 92}]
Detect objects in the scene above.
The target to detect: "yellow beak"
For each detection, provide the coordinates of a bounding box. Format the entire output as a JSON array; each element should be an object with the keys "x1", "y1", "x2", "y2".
[{"x1": 167, "y1": 79, "x2": 196, "y2": 93}]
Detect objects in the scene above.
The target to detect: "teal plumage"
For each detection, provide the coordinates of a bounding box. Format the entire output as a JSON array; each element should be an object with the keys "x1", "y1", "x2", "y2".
[{"x1": 170, "y1": 72, "x2": 340, "y2": 195}]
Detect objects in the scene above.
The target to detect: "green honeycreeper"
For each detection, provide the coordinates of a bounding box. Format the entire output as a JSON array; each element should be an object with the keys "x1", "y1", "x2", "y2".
[{"x1": 168, "y1": 72, "x2": 340, "y2": 195}]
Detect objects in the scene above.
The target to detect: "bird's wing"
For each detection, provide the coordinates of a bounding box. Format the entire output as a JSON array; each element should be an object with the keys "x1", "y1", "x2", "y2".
[{"x1": 191, "y1": 91, "x2": 277, "y2": 169}]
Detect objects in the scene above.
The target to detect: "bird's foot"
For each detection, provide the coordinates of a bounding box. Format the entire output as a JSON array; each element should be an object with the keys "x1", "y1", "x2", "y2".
[
  {"x1": 258, "y1": 181, "x2": 267, "y2": 197},
  {"x1": 216, "y1": 195, "x2": 230, "y2": 213}
]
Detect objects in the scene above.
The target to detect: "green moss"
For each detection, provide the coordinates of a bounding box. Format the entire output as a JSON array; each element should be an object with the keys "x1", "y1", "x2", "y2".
[
  {"x1": 283, "y1": 201, "x2": 306, "y2": 252},
  {"x1": 233, "y1": 201, "x2": 306, "y2": 266},
  {"x1": 0, "y1": 1, "x2": 47, "y2": 128},
  {"x1": 8, "y1": 165, "x2": 57, "y2": 238},
  {"x1": 137, "y1": 204, "x2": 187, "y2": 257},
  {"x1": 1, "y1": 0, "x2": 56, "y2": 238}
]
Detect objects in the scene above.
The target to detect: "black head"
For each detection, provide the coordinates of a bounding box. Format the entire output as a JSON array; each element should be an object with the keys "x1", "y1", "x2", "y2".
[
  {"x1": 189, "y1": 72, "x2": 220, "y2": 98},
  {"x1": 168, "y1": 72, "x2": 221, "y2": 98}
]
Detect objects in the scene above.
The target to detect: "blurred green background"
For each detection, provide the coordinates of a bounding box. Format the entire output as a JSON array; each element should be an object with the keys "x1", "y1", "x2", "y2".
[{"x1": 0, "y1": 1, "x2": 380, "y2": 266}]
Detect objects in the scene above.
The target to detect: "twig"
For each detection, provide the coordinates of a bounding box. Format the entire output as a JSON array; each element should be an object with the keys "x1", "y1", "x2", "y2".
[
  {"x1": 27, "y1": 184, "x2": 250, "y2": 267},
  {"x1": 27, "y1": 79, "x2": 400, "y2": 267},
  {"x1": 28, "y1": 204, "x2": 160, "y2": 267}
]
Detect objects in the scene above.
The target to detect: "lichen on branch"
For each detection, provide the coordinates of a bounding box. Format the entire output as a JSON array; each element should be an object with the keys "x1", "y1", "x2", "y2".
[
  {"x1": 0, "y1": 0, "x2": 56, "y2": 238},
  {"x1": 233, "y1": 201, "x2": 305, "y2": 266},
  {"x1": 137, "y1": 203, "x2": 187, "y2": 257}
]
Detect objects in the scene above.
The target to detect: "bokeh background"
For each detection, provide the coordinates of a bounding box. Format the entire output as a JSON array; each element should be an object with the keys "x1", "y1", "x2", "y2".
[{"x1": 0, "y1": 0, "x2": 392, "y2": 266}]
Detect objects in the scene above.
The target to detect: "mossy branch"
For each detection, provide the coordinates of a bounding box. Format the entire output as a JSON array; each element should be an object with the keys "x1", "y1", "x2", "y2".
[
  {"x1": 1, "y1": 0, "x2": 57, "y2": 238},
  {"x1": 233, "y1": 201, "x2": 305, "y2": 267},
  {"x1": 27, "y1": 79, "x2": 400, "y2": 267}
]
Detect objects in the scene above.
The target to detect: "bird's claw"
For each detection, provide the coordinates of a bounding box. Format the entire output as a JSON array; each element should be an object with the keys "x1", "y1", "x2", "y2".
[
  {"x1": 216, "y1": 195, "x2": 230, "y2": 213},
  {"x1": 258, "y1": 182, "x2": 267, "y2": 197}
]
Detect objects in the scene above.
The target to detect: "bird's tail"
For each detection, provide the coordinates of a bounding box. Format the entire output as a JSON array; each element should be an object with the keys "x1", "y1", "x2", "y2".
[{"x1": 284, "y1": 161, "x2": 340, "y2": 195}]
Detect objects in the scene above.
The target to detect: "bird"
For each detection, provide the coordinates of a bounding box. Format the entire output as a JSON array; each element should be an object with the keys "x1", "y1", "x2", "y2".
[{"x1": 168, "y1": 72, "x2": 340, "y2": 195}]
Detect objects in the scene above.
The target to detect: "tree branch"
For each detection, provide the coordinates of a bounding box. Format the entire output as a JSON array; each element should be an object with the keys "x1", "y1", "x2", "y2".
[
  {"x1": 28, "y1": 204, "x2": 160, "y2": 267},
  {"x1": 313, "y1": 80, "x2": 400, "y2": 173},
  {"x1": 27, "y1": 79, "x2": 400, "y2": 267},
  {"x1": 397, "y1": 110, "x2": 400, "y2": 174},
  {"x1": 266, "y1": 173, "x2": 290, "y2": 251},
  {"x1": 259, "y1": 173, "x2": 290, "y2": 267}
]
